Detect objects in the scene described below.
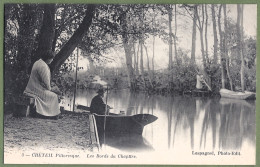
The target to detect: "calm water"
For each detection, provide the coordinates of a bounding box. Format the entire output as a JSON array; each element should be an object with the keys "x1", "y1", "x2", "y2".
[{"x1": 62, "y1": 89, "x2": 256, "y2": 154}]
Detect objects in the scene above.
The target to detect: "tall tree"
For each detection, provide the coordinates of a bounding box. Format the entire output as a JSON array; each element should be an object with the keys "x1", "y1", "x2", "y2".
[
  {"x1": 211, "y1": 4, "x2": 218, "y2": 64},
  {"x1": 34, "y1": 4, "x2": 55, "y2": 63},
  {"x1": 223, "y1": 4, "x2": 233, "y2": 91},
  {"x1": 16, "y1": 4, "x2": 40, "y2": 73},
  {"x1": 173, "y1": 4, "x2": 178, "y2": 66},
  {"x1": 239, "y1": 4, "x2": 245, "y2": 92},
  {"x1": 140, "y1": 39, "x2": 144, "y2": 78},
  {"x1": 139, "y1": 6, "x2": 145, "y2": 79},
  {"x1": 15, "y1": 4, "x2": 41, "y2": 93},
  {"x1": 218, "y1": 4, "x2": 226, "y2": 89},
  {"x1": 119, "y1": 7, "x2": 136, "y2": 89},
  {"x1": 196, "y1": 5, "x2": 206, "y2": 69},
  {"x1": 190, "y1": 5, "x2": 197, "y2": 65},
  {"x1": 152, "y1": 13, "x2": 155, "y2": 77},
  {"x1": 168, "y1": 5, "x2": 173, "y2": 70},
  {"x1": 204, "y1": 5, "x2": 209, "y2": 64}
]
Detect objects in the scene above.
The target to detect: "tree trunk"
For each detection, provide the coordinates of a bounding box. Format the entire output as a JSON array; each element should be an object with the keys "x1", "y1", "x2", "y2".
[
  {"x1": 144, "y1": 44, "x2": 153, "y2": 88},
  {"x1": 211, "y1": 4, "x2": 218, "y2": 64},
  {"x1": 152, "y1": 27, "x2": 155, "y2": 77},
  {"x1": 173, "y1": 4, "x2": 178, "y2": 66},
  {"x1": 190, "y1": 6, "x2": 197, "y2": 65},
  {"x1": 218, "y1": 5, "x2": 226, "y2": 89},
  {"x1": 132, "y1": 42, "x2": 137, "y2": 74},
  {"x1": 197, "y1": 5, "x2": 206, "y2": 69},
  {"x1": 17, "y1": 4, "x2": 39, "y2": 73},
  {"x1": 223, "y1": 4, "x2": 233, "y2": 91},
  {"x1": 168, "y1": 5, "x2": 174, "y2": 90},
  {"x1": 50, "y1": 5, "x2": 96, "y2": 73},
  {"x1": 239, "y1": 5, "x2": 245, "y2": 92},
  {"x1": 139, "y1": 8, "x2": 145, "y2": 78},
  {"x1": 120, "y1": 11, "x2": 135, "y2": 90},
  {"x1": 139, "y1": 39, "x2": 144, "y2": 78},
  {"x1": 123, "y1": 41, "x2": 135, "y2": 90},
  {"x1": 199, "y1": 29, "x2": 206, "y2": 68},
  {"x1": 15, "y1": 4, "x2": 39, "y2": 93},
  {"x1": 136, "y1": 43, "x2": 140, "y2": 76},
  {"x1": 34, "y1": 4, "x2": 55, "y2": 64},
  {"x1": 204, "y1": 5, "x2": 209, "y2": 64},
  {"x1": 168, "y1": 6, "x2": 173, "y2": 70}
]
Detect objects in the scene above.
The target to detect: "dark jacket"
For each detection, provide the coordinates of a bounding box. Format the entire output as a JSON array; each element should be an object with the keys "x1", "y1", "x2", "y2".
[{"x1": 90, "y1": 95, "x2": 107, "y2": 115}]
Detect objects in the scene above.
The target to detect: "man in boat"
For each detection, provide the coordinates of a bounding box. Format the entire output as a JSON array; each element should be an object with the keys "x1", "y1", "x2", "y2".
[{"x1": 90, "y1": 88, "x2": 111, "y2": 115}]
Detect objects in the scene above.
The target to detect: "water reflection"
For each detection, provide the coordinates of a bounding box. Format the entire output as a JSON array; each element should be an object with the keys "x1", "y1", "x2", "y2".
[
  {"x1": 99, "y1": 133, "x2": 154, "y2": 152},
  {"x1": 218, "y1": 98, "x2": 255, "y2": 150},
  {"x1": 62, "y1": 90, "x2": 255, "y2": 153}
]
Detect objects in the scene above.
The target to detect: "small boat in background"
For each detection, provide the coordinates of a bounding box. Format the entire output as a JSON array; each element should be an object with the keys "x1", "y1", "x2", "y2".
[{"x1": 220, "y1": 89, "x2": 256, "y2": 100}]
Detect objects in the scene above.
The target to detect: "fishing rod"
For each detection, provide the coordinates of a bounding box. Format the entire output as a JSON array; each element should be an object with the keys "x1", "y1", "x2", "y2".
[
  {"x1": 72, "y1": 47, "x2": 79, "y2": 112},
  {"x1": 104, "y1": 84, "x2": 109, "y2": 131}
]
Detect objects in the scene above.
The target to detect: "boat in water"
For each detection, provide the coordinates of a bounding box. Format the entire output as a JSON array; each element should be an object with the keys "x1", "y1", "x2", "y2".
[
  {"x1": 220, "y1": 89, "x2": 256, "y2": 100},
  {"x1": 93, "y1": 113, "x2": 158, "y2": 136},
  {"x1": 76, "y1": 104, "x2": 158, "y2": 135}
]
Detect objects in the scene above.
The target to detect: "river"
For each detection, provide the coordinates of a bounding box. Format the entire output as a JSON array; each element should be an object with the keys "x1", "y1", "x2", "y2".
[{"x1": 61, "y1": 89, "x2": 256, "y2": 164}]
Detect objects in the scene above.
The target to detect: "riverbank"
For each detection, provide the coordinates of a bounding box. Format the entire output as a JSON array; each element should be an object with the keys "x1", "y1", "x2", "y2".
[{"x1": 4, "y1": 110, "x2": 98, "y2": 160}]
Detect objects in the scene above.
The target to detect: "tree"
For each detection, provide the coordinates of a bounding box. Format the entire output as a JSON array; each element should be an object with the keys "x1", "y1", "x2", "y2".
[
  {"x1": 196, "y1": 5, "x2": 206, "y2": 69},
  {"x1": 190, "y1": 5, "x2": 197, "y2": 65},
  {"x1": 218, "y1": 4, "x2": 226, "y2": 89},
  {"x1": 5, "y1": 4, "x2": 43, "y2": 94},
  {"x1": 50, "y1": 4, "x2": 96, "y2": 73},
  {"x1": 34, "y1": 4, "x2": 55, "y2": 64},
  {"x1": 173, "y1": 4, "x2": 179, "y2": 66},
  {"x1": 237, "y1": 4, "x2": 245, "y2": 92},
  {"x1": 211, "y1": 4, "x2": 218, "y2": 64},
  {"x1": 204, "y1": 5, "x2": 209, "y2": 64},
  {"x1": 167, "y1": 5, "x2": 173, "y2": 70},
  {"x1": 223, "y1": 4, "x2": 233, "y2": 91}
]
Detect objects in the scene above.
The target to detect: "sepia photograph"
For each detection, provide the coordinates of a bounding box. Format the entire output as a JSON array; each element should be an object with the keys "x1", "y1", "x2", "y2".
[{"x1": 3, "y1": 1, "x2": 257, "y2": 165}]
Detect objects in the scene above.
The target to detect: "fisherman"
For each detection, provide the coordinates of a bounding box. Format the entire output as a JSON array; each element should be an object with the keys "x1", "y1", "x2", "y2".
[{"x1": 90, "y1": 88, "x2": 112, "y2": 115}]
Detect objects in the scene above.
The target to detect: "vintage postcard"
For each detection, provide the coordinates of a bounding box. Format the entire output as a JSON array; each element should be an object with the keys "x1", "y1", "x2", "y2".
[{"x1": 2, "y1": 1, "x2": 258, "y2": 165}]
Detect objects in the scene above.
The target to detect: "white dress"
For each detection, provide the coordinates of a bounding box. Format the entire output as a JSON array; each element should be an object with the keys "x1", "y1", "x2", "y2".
[
  {"x1": 196, "y1": 75, "x2": 203, "y2": 89},
  {"x1": 24, "y1": 59, "x2": 60, "y2": 116}
]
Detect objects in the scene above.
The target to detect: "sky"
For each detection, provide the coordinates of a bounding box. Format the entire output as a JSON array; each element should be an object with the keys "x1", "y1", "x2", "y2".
[{"x1": 78, "y1": 4, "x2": 257, "y2": 71}]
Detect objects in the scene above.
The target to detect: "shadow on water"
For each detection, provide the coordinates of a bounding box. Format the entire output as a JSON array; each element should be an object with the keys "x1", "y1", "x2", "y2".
[
  {"x1": 63, "y1": 89, "x2": 256, "y2": 152},
  {"x1": 99, "y1": 133, "x2": 154, "y2": 152}
]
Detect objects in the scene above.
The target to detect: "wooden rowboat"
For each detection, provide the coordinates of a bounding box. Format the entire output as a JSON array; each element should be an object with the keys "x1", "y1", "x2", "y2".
[
  {"x1": 76, "y1": 105, "x2": 158, "y2": 135},
  {"x1": 93, "y1": 113, "x2": 158, "y2": 136},
  {"x1": 220, "y1": 89, "x2": 256, "y2": 100}
]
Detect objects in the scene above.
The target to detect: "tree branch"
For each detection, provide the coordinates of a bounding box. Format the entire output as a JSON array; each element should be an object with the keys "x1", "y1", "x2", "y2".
[{"x1": 50, "y1": 4, "x2": 96, "y2": 73}]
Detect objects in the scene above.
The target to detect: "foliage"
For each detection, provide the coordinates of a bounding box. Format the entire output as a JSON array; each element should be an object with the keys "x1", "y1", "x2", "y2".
[{"x1": 4, "y1": 4, "x2": 257, "y2": 101}]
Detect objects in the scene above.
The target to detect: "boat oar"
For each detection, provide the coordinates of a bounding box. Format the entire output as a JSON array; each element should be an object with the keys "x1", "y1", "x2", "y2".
[
  {"x1": 201, "y1": 78, "x2": 212, "y2": 91},
  {"x1": 104, "y1": 85, "x2": 109, "y2": 131},
  {"x1": 103, "y1": 85, "x2": 109, "y2": 147}
]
